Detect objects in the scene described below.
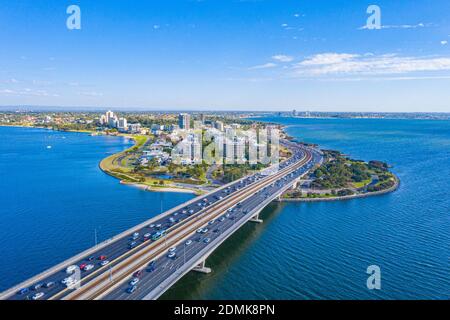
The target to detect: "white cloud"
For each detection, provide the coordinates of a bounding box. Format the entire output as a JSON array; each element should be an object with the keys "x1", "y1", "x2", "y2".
[
  {"x1": 272, "y1": 55, "x2": 294, "y2": 62},
  {"x1": 248, "y1": 62, "x2": 277, "y2": 70},
  {"x1": 292, "y1": 53, "x2": 450, "y2": 77},
  {"x1": 441, "y1": 40, "x2": 448, "y2": 45},
  {"x1": 298, "y1": 53, "x2": 359, "y2": 66},
  {"x1": 0, "y1": 88, "x2": 59, "y2": 97},
  {"x1": 359, "y1": 22, "x2": 432, "y2": 30},
  {"x1": 78, "y1": 91, "x2": 104, "y2": 97}
]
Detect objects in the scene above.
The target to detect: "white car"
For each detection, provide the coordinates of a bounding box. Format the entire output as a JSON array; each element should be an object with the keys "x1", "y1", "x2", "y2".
[
  {"x1": 196, "y1": 228, "x2": 203, "y2": 233},
  {"x1": 100, "y1": 260, "x2": 110, "y2": 266},
  {"x1": 129, "y1": 278, "x2": 139, "y2": 286},
  {"x1": 168, "y1": 247, "x2": 176, "y2": 253},
  {"x1": 66, "y1": 265, "x2": 77, "y2": 274},
  {"x1": 32, "y1": 292, "x2": 44, "y2": 300},
  {"x1": 61, "y1": 277, "x2": 74, "y2": 284},
  {"x1": 83, "y1": 264, "x2": 94, "y2": 271},
  {"x1": 167, "y1": 252, "x2": 176, "y2": 258},
  {"x1": 185, "y1": 240, "x2": 192, "y2": 245},
  {"x1": 148, "y1": 224, "x2": 155, "y2": 228}
]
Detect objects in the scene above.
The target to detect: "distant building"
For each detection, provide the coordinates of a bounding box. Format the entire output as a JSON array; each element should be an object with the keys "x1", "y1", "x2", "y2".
[
  {"x1": 292, "y1": 109, "x2": 297, "y2": 117},
  {"x1": 128, "y1": 123, "x2": 141, "y2": 133},
  {"x1": 178, "y1": 113, "x2": 190, "y2": 130},
  {"x1": 118, "y1": 117, "x2": 128, "y2": 131},
  {"x1": 200, "y1": 113, "x2": 205, "y2": 124},
  {"x1": 214, "y1": 120, "x2": 224, "y2": 131}
]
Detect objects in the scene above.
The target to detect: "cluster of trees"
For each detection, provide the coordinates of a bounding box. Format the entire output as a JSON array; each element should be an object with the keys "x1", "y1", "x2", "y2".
[
  {"x1": 222, "y1": 163, "x2": 265, "y2": 183},
  {"x1": 312, "y1": 157, "x2": 371, "y2": 189},
  {"x1": 367, "y1": 179, "x2": 395, "y2": 192}
]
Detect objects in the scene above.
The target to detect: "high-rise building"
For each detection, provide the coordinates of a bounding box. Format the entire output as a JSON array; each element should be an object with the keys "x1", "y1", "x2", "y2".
[
  {"x1": 118, "y1": 117, "x2": 128, "y2": 131},
  {"x1": 178, "y1": 113, "x2": 191, "y2": 130},
  {"x1": 292, "y1": 109, "x2": 297, "y2": 117},
  {"x1": 214, "y1": 120, "x2": 224, "y2": 131}
]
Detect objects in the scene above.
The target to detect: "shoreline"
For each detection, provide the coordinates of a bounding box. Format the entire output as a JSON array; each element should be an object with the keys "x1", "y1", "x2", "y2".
[
  {"x1": 281, "y1": 175, "x2": 400, "y2": 202},
  {"x1": 2, "y1": 123, "x2": 399, "y2": 201}
]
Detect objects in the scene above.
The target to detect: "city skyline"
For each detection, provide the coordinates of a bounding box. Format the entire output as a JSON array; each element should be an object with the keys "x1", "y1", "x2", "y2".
[{"x1": 1, "y1": 0, "x2": 450, "y2": 112}]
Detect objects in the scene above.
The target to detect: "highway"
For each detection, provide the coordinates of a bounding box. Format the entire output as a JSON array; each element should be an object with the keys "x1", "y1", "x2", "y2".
[{"x1": 1, "y1": 141, "x2": 322, "y2": 300}]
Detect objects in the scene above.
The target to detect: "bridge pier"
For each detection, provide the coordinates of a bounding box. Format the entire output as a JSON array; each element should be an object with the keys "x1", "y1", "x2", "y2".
[
  {"x1": 249, "y1": 210, "x2": 263, "y2": 223},
  {"x1": 193, "y1": 260, "x2": 212, "y2": 274}
]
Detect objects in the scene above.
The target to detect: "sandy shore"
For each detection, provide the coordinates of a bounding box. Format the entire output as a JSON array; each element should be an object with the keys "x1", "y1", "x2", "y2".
[{"x1": 120, "y1": 181, "x2": 199, "y2": 194}]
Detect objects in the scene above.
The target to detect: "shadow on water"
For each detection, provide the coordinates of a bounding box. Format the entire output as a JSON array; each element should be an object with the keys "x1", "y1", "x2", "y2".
[{"x1": 159, "y1": 201, "x2": 287, "y2": 300}]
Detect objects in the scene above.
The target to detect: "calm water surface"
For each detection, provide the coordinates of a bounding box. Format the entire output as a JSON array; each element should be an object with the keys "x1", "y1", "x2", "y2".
[
  {"x1": 163, "y1": 117, "x2": 450, "y2": 300},
  {"x1": 0, "y1": 127, "x2": 193, "y2": 291},
  {"x1": 1, "y1": 120, "x2": 449, "y2": 299}
]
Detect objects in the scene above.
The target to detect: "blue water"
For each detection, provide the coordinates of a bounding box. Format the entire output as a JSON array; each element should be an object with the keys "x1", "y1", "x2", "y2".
[
  {"x1": 0, "y1": 127, "x2": 194, "y2": 291},
  {"x1": 1, "y1": 120, "x2": 449, "y2": 299},
  {"x1": 166, "y1": 117, "x2": 450, "y2": 300}
]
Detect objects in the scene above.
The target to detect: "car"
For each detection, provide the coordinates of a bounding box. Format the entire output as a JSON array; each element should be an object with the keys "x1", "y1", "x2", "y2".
[
  {"x1": 225, "y1": 213, "x2": 231, "y2": 218},
  {"x1": 169, "y1": 217, "x2": 175, "y2": 223},
  {"x1": 156, "y1": 224, "x2": 162, "y2": 229},
  {"x1": 132, "y1": 232, "x2": 139, "y2": 240},
  {"x1": 202, "y1": 228, "x2": 208, "y2": 233},
  {"x1": 167, "y1": 252, "x2": 176, "y2": 258},
  {"x1": 32, "y1": 292, "x2": 44, "y2": 300},
  {"x1": 219, "y1": 217, "x2": 225, "y2": 222},
  {"x1": 148, "y1": 261, "x2": 156, "y2": 272},
  {"x1": 148, "y1": 224, "x2": 155, "y2": 228},
  {"x1": 188, "y1": 210, "x2": 194, "y2": 214},
  {"x1": 133, "y1": 270, "x2": 143, "y2": 278},
  {"x1": 87, "y1": 256, "x2": 95, "y2": 261},
  {"x1": 173, "y1": 212, "x2": 179, "y2": 216},
  {"x1": 18, "y1": 288, "x2": 29, "y2": 295},
  {"x1": 144, "y1": 233, "x2": 152, "y2": 240},
  {"x1": 182, "y1": 210, "x2": 187, "y2": 214},
  {"x1": 127, "y1": 285, "x2": 137, "y2": 294},
  {"x1": 32, "y1": 283, "x2": 43, "y2": 291},
  {"x1": 61, "y1": 277, "x2": 75, "y2": 285},
  {"x1": 98, "y1": 255, "x2": 107, "y2": 261},
  {"x1": 79, "y1": 263, "x2": 87, "y2": 270},
  {"x1": 203, "y1": 238, "x2": 211, "y2": 243},
  {"x1": 100, "y1": 260, "x2": 110, "y2": 266},
  {"x1": 185, "y1": 240, "x2": 192, "y2": 245},
  {"x1": 213, "y1": 229, "x2": 220, "y2": 233},
  {"x1": 45, "y1": 282, "x2": 55, "y2": 288},
  {"x1": 83, "y1": 264, "x2": 94, "y2": 271},
  {"x1": 66, "y1": 265, "x2": 77, "y2": 274},
  {"x1": 129, "y1": 278, "x2": 139, "y2": 286},
  {"x1": 168, "y1": 247, "x2": 176, "y2": 253},
  {"x1": 196, "y1": 228, "x2": 203, "y2": 233},
  {"x1": 129, "y1": 241, "x2": 137, "y2": 249},
  {"x1": 208, "y1": 220, "x2": 215, "y2": 225}
]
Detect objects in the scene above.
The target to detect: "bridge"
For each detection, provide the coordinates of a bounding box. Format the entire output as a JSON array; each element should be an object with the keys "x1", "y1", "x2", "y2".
[{"x1": 1, "y1": 141, "x2": 323, "y2": 300}]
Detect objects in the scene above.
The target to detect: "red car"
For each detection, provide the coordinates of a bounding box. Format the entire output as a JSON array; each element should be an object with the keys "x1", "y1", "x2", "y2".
[
  {"x1": 79, "y1": 263, "x2": 87, "y2": 270},
  {"x1": 98, "y1": 255, "x2": 107, "y2": 261},
  {"x1": 133, "y1": 270, "x2": 143, "y2": 278}
]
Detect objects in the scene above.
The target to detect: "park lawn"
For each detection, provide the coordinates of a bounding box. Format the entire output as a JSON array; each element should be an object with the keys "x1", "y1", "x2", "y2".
[
  {"x1": 100, "y1": 134, "x2": 149, "y2": 172},
  {"x1": 352, "y1": 178, "x2": 372, "y2": 189}
]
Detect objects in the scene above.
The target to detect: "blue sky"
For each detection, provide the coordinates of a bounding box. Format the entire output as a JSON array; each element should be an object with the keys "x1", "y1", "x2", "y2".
[{"x1": 1, "y1": 0, "x2": 450, "y2": 112}]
